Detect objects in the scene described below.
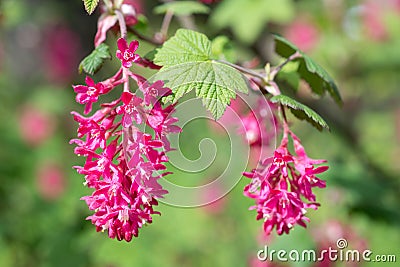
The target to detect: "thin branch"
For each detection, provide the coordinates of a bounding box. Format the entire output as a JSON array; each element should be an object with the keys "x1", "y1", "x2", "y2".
[
  {"x1": 216, "y1": 59, "x2": 265, "y2": 81},
  {"x1": 127, "y1": 27, "x2": 163, "y2": 46},
  {"x1": 270, "y1": 51, "x2": 301, "y2": 79}
]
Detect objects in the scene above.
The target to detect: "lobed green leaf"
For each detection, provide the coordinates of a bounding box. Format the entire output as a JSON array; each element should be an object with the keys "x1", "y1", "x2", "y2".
[
  {"x1": 153, "y1": 29, "x2": 249, "y2": 119},
  {"x1": 153, "y1": 61, "x2": 248, "y2": 119},
  {"x1": 154, "y1": 29, "x2": 211, "y2": 67}
]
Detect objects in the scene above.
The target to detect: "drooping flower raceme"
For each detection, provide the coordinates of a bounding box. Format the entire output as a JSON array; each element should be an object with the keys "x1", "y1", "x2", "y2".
[
  {"x1": 243, "y1": 125, "x2": 328, "y2": 235},
  {"x1": 71, "y1": 38, "x2": 180, "y2": 241}
]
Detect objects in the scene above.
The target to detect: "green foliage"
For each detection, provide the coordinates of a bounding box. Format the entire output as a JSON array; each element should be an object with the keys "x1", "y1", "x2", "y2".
[
  {"x1": 210, "y1": 0, "x2": 294, "y2": 43},
  {"x1": 155, "y1": 61, "x2": 248, "y2": 119},
  {"x1": 211, "y1": 36, "x2": 237, "y2": 62},
  {"x1": 82, "y1": 0, "x2": 100, "y2": 15},
  {"x1": 274, "y1": 35, "x2": 342, "y2": 105},
  {"x1": 78, "y1": 43, "x2": 111, "y2": 75},
  {"x1": 154, "y1": 29, "x2": 248, "y2": 119},
  {"x1": 154, "y1": 29, "x2": 211, "y2": 67},
  {"x1": 270, "y1": 95, "x2": 329, "y2": 131},
  {"x1": 153, "y1": 1, "x2": 209, "y2": 16}
]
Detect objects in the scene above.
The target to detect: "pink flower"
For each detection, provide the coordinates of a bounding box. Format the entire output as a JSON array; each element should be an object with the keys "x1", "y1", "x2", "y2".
[
  {"x1": 18, "y1": 105, "x2": 55, "y2": 146},
  {"x1": 362, "y1": 1, "x2": 388, "y2": 41},
  {"x1": 312, "y1": 220, "x2": 368, "y2": 267},
  {"x1": 116, "y1": 38, "x2": 140, "y2": 68},
  {"x1": 75, "y1": 141, "x2": 119, "y2": 185},
  {"x1": 243, "y1": 128, "x2": 328, "y2": 235},
  {"x1": 43, "y1": 24, "x2": 81, "y2": 84},
  {"x1": 285, "y1": 19, "x2": 320, "y2": 52},
  {"x1": 116, "y1": 91, "x2": 143, "y2": 127},
  {"x1": 73, "y1": 76, "x2": 106, "y2": 114},
  {"x1": 71, "y1": 37, "x2": 180, "y2": 242},
  {"x1": 81, "y1": 161, "x2": 161, "y2": 242},
  {"x1": 36, "y1": 162, "x2": 66, "y2": 200},
  {"x1": 142, "y1": 80, "x2": 172, "y2": 106},
  {"x1": 70, "y1": 110, "x2": 116, "y2": 150},
  {"x1": 147, "y1": 102, "x2": 181, "y2": 150}
]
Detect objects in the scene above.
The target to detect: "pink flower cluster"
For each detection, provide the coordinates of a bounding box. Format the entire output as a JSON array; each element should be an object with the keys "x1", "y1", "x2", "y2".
[
  {"x1": 243, "y1": 125, "x2": 328, "y2": 235},
  {"x1": 71, "y1": 38, "x2": 180, "y2": 241}
]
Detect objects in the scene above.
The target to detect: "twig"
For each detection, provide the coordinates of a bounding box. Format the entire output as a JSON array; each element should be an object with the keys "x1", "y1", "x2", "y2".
[
  {"x1": 216, "y1": 59, "x2": 265, "y2": 81},
  {"x1": 127, "y1": 27, "x2": 163, "y2": 46},
  {"x1": 270, "y1": 52, "x2": 301, "y2": 79}
]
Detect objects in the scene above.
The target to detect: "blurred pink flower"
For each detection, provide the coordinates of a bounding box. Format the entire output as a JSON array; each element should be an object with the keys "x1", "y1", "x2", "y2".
[
  {"x1": 285, "y1": 19, "x2": 320, "y2": 52},
  {"x1": 208, "y1": 97, "x2": 246, "y2": 135},
  {"x1": 312, "y1": 220, "x2": 368, "y2": 267},
  {"x1": 362, "y1": 1, "x2": 388, "y2": 41},
  {"x1": 43, "y1": 24, "x2": 81, "y2": 84},
  {"x1": 199, "y1": 181, "x2": 227, "y2": 214},
  {"x1": 18, "y1": 105, "x2": 55, "y2": 146},
  {"x1": 36, "y1": 162, "x2": 66, "y2": 200},
  {"x1": 123, "y1": 0, "x2": 144, "y2": 14}
]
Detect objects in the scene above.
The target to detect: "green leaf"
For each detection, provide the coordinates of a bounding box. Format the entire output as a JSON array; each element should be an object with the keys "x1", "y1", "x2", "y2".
[
  {"x1": 153, "y1": 29, "x2": 249, "y2": 119},
  {"x1": 154, "y1": 1, "x2": 209, "y2": 16},
  {"x1": 154, "y1": 29, "x2": 211, "y2": 67},
  {"x1": 270, "y1": 95, "x2": 329, "y2": 131},
  {"x1": 153, "y1": 61, "x2": 248, "y2": 119},
  {"x1": 210, "y1": 0, "x2": 294, "y2": 43},
  {"x1": 274, "y1": 34, "x2": 342, "y2": 105},
  {"x1": 79, "y1": 43, "x2": 111, "y2": 75},
  {"x1": 83, "y1": 0, "x2": 100, "y2": 15}
]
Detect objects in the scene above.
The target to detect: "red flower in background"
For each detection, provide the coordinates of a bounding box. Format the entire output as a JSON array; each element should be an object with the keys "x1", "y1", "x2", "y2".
[
  {"x1": 43, "y1": 24, "x2": 81, "y2": 84},
  {"x1": 36, "y1": 162, "x2": 66, "y2": 201},
  {"x1": 312, "y1": 220, "x2": 368, "y2": 267},
  {"x1": 18, "y1": 105, "x2": 55, "y2": 146},
  {"x1": 285, "y1": 19, "x2": 320, "y2": 52},
  {"x1": 362, "y1": 1, "x2": 389, "y2": 41}
]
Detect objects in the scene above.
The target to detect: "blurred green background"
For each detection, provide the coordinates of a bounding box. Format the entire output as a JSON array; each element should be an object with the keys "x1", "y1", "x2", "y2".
[{"x1": 0, "y1": 0, "x2": 399, "y2": 266}]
